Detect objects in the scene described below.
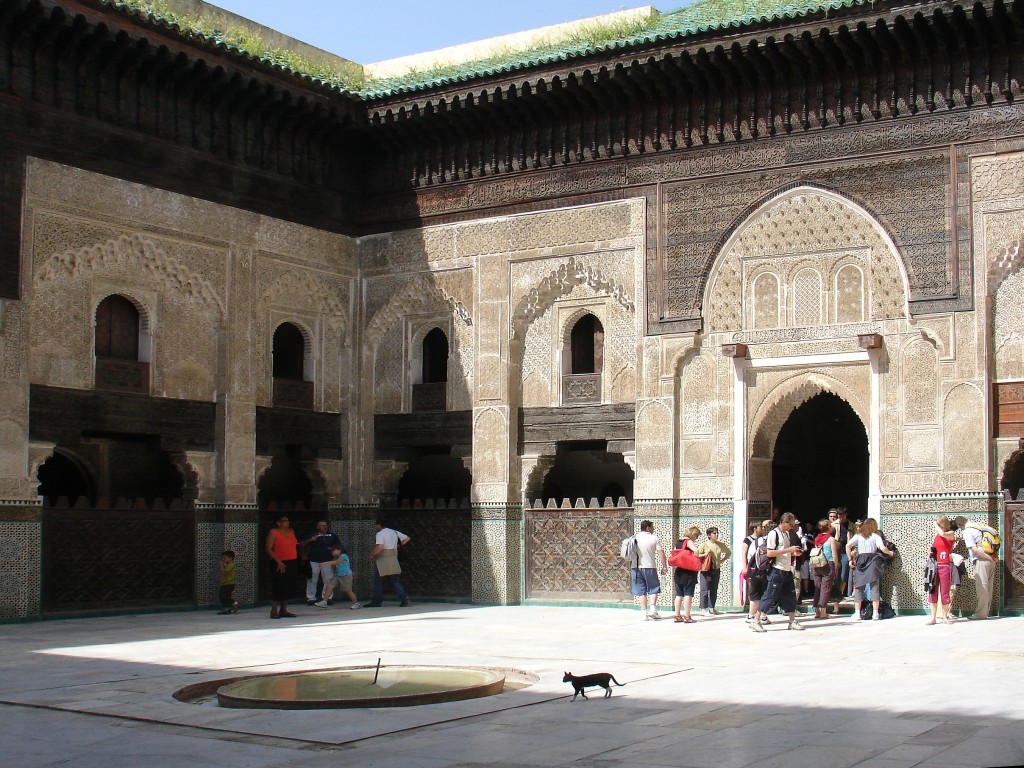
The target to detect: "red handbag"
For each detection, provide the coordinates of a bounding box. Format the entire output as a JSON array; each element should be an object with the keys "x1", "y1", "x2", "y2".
[{"x1": 668, "y1": 546, "x2": 701, "y2": 571}]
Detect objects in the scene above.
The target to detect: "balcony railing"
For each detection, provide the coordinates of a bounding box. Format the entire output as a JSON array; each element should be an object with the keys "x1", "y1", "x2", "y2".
[
  {"x1": 95, "y1": 358, "x2": 150, "y2": 394},
  {"x1": 412, "y1": 381, "x2": 447, "y2": 412},
  {"x1": 273, "y1": 378, "x2": 314, "y2": 410},
  {"x1": 561, "y1": 373, "x2": 601, "y2": 405}
]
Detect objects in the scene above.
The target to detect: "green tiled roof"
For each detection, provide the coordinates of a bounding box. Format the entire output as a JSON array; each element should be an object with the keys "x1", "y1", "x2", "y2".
[{"x1": 99, "y1": 0, "x2": 881, "y2": 100}]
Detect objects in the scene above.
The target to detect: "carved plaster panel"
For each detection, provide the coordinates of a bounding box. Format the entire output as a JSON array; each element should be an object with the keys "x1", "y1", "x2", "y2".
[{"x1": 707, "y1": 189, "x2": 907, "y2": 334}]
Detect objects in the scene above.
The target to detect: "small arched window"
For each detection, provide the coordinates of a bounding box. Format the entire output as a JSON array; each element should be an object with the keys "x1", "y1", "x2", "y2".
[
  {"x1": 272, "y1": 323, "x2": 313, "y2": 409},
  {"x1": 94, "y1": 295, "x2": 149, "y2": 394},
  {"x1": 570, "y1": 314, "x2": 604, "y2": 374},
  {"x1": 272, "y1": 323, "x2": 305, "y2": 381},
  {"x1": 422, "y1": 328, "x2": 449, "y2": 384},
  {"x1": 95, "y1": 295, "x2": 140, "y2": 361}
]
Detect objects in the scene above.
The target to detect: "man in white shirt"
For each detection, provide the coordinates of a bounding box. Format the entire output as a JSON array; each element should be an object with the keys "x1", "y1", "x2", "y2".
[
  {"x1": 631, "y1": 520, "x2": 667, "y2": 620},
  {"x1": 751, "y1": 512, "x2": 805, "y2": 632},
  {"x1": 364, "y1": 521, "x2": 412, "y2": 607},
  {"x1": 954, "y1": 516, "x2": 998, "y2": 620}
]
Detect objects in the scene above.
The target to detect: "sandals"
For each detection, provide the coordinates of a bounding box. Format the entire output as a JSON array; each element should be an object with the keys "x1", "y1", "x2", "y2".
[{"x1": 674, "y1": 616, "x2": 685, "y2": 623}]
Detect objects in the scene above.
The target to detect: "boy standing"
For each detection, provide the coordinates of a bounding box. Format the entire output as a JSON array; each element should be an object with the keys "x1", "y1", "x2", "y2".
[{"x1": 218, "y1": 550, "x2": 240, "y2": 614}]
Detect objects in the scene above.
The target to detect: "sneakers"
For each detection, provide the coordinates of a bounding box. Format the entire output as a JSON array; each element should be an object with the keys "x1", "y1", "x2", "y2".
[
  {"x1": 759, "y1": 616, "x2": 772, "y2": 625},
  {"x1": 314, "y1": 600, "x2": 328, "y2": 608},
  {"x1": 399, "y1": 599, "x2": 411, "y2": 607},
  {"x1": 350, "y1": 602, "x2": 362, "y2": 610},
  {"x1": 787, "y1": 620, "x2": 805, "y2": 631},
  {"x1": 852, "y1": 614, "x2": 863, "y2": 622},
  {"x1": 306, "y1": 599, "x2": 317, "y2": 606},
  {"x1": 648, "y1": 610, "x2": 662, "y2": 620},
  {"x1": 750, "y1": 619, "x2": 767, "y2": 632},
  {"x1": 745, "y1": 615, "x2": 754, "y2": 622},
  {"x1": 231, "y1": 602, "x2": 240, "y2": 614},
  {"x1": 872, "y1": 614, "x2": 880, "y2": 621}
]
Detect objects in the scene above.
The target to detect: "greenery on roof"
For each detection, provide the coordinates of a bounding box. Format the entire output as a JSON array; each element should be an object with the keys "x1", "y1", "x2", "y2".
[
  {"x1": 106, "y1": 0, "x2": 367, "y2": 91},
  {"x1": 104, "y1": 0, "x2": 875, "y2": 99}
]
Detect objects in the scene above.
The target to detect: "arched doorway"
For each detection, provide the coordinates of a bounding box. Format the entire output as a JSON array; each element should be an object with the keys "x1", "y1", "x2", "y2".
[
  {"x1": 771, "y1": 392, "x2": 868, "y2": 523},
  {"x1": 38, "y1": 440, "x2": 195, "y2": 612},
  {"x1": 257, "y1": 449, "x2": 318, "y2": 601}
]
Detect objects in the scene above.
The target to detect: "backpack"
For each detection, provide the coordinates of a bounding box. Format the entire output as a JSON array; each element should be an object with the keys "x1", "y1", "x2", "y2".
[
  {"x1": 620, "y1": 535, "x2": 640, "y2": 564},
  {"x1": 966, "y1": 522, "x2": 1001, "y2": 555},
  {"x1": 754, "y1": 531, "x2": 777, "y2": 571},
  {"x1": 809, "y1": 545, "x2": 828, "y2": 569},
  {"x1": 860, "y1": 600, "x2": 895, "y2": 620}
]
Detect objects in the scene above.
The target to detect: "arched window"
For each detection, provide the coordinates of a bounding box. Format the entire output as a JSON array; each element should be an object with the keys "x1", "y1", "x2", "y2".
[
  {"x1": 272, "y1": 323, "x2": 313, "y2": 409},
  {"x1": 412, "y1": 327, "x2": 449, "y2": 412},
  {"x1": 272, "y1": 323, "x2": 305, "y2": 381},
  {"x1": 562, "y1": 313, "x2": 604, "y2": 405},
  {"x1": 94, "y1": 295, "x2": 149, "y2": 394},
  {"x1": 570, "y1": 314, "x2": 603, "y2": 374},
  {"x1": 422, "y1": 328, "x2": 449, "y2": 384},
  {"x1": 95, "y1": 295, "x2": 139, "y2": 361}
]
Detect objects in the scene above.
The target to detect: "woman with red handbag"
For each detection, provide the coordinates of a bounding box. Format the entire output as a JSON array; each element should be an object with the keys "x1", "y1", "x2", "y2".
[{"x1": 670, "y1": 526, "x2": 702, "y2": 623}]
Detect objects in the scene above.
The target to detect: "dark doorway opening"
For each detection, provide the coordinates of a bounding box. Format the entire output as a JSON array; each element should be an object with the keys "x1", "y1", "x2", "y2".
[
  {"x1": 538, "y1": 441, "x2": 634, "y2": 507},
  {"x1": 771, "y1": 392, "x2": 868, "y2": 523},
  {"x1": 38, "y1": 438, "x2": 194, "y2": 612},
  {"x1": 396, "y1": 449, "x2": 471, "y2": 505},
  {"x1": 257, "y1": 448, "x2": 319, "y2": 601}
]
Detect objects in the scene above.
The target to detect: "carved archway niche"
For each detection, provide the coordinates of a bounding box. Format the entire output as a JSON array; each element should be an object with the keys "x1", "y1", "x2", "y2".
[{"x1": 748, "y1": 373, "x2": 868, "y2": 503}]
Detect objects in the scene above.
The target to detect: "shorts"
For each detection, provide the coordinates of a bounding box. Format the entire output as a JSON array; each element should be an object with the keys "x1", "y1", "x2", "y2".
[
  {"x1": 631, "y1": 568, "x2": 661, "y2": 596},
  {"x1": 673, "y1": 568, "x2": 698, "y2": 598},
  {"x1": 853, "y1": 580, "x2": 877, "y2": 602},
  {"x1": 328, "y1": 574, "x2": 353, "y2": 593},
  {"x1": 747, "y1": 570, "x2": 768, "y2": 601}
]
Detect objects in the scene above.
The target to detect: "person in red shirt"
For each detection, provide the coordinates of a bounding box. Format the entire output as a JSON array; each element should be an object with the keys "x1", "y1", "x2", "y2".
[{"x1": 927, "y1": 515, "x2": 957, "y2": 625}]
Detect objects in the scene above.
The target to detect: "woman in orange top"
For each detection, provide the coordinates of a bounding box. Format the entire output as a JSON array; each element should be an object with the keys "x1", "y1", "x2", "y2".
[{"x1": 265, "y1": 515, "x2": 299, "y2": 619}]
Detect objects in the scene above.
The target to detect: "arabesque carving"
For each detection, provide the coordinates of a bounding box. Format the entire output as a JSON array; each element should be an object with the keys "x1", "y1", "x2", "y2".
[
  {"x1": 36, "y1": 234, "x2": 224, "y2": 317},
  {"x1": 511, "y1": 256, "x2": 635, "y2": 339},
  {"x1": 366, "y1": 275, "x2": 471, "y2": 350}
]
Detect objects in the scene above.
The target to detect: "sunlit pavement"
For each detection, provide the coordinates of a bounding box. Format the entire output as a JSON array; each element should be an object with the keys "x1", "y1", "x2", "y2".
[{"x1": 0, "y1": 603, "x2": 1021, "y2": 767}]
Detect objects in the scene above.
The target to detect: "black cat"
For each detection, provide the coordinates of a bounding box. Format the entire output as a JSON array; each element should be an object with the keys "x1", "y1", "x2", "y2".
[{"x1": 562, "y1": 671, "x2": 625, "y2": 701}]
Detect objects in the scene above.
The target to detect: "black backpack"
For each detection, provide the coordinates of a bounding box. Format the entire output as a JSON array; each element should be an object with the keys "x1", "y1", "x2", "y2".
[{"x1": 859, "y1": 601, "x2": 895, "y2": 620}]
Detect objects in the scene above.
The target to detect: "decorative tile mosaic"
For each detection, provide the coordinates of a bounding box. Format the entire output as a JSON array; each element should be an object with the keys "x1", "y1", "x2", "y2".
[{"x1": 0, "y1": 521, "x2": 41, "y2": 619}]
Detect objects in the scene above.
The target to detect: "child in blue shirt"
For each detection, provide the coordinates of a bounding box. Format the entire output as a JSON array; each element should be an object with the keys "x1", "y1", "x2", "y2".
[{"x1": 314, "y1": 546, "x2": 361, "y2": 609}]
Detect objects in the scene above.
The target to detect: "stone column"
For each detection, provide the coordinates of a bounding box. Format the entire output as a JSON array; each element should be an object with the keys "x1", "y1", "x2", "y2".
[{"x1": 203, "y1": 246, "x2": 260, "y2": 607}]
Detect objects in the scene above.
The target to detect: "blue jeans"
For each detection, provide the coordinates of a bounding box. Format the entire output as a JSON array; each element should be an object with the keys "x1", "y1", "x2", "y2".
[
  {"x1": 839, "y1": 553, "x2": 850, "y2": 592},
  {"x1": 372, "y1": 568, "x2": 409, "y2": 603}
]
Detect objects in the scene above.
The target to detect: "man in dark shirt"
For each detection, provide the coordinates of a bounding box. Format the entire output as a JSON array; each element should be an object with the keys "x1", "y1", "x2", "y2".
[{"x1": 301, "y1": 520, "x2": 341, "y2": 605}]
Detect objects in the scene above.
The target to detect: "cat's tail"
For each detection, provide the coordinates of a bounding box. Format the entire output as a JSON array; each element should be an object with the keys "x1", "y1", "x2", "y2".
[{"x1": 609, "y1": 676, "x2": 625, "y2": 687}]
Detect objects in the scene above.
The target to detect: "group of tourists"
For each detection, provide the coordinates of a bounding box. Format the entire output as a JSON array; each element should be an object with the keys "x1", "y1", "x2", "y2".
[
  {"x1": 627, "y1": 507, "x2": 1000, "y2": 629},
  {"x1": 251, "y1": 518, "x2": 411, "y2": 618}
]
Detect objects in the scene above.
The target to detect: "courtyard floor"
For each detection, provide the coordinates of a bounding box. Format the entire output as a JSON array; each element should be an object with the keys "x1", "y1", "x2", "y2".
[{"x1": 0, "y1": 602, "x2": 1021, "y2": 768}]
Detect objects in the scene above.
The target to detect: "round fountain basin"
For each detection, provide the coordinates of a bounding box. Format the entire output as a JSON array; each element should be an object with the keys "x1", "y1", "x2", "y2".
[{"x1": 216, "y1": 665, "x2": 506, "y2": 709}]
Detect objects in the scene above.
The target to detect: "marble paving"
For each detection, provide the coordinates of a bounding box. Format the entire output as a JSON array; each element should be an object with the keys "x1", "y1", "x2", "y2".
[{"x1": 0, "y1": 604, "x2": 1021, "y2": 767}]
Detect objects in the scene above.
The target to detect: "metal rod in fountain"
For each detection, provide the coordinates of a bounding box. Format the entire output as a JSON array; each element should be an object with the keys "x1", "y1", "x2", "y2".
[{"x1": 372, "y1": 657, "x2": 381, "y2": 685}]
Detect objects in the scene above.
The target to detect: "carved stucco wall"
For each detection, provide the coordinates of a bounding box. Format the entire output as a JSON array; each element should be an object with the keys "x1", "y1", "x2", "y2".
[
  {"x1": 359, "y1": 199, "x2": 643, "y2": 503},
  {"x1": 707, "y1": 188, "x2": 906, "y2": 334},
  {"x1": 975, "y1": 151, "x2": 1024, "y2": 488},
  {"x1": 365, "y1": 271, "x2": 475, "y2": 415},
  {"x1": 17, "y1": 158, "x2": 356, "y2": 504},
  {"x1": 690, "y1": 182, "x2": 988, "y2": 500}
]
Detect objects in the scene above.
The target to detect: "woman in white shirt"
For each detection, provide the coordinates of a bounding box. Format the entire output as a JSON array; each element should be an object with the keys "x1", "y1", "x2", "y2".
[{"x1": 845, "y1": 518, "x2": 893, "y2": 621}]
